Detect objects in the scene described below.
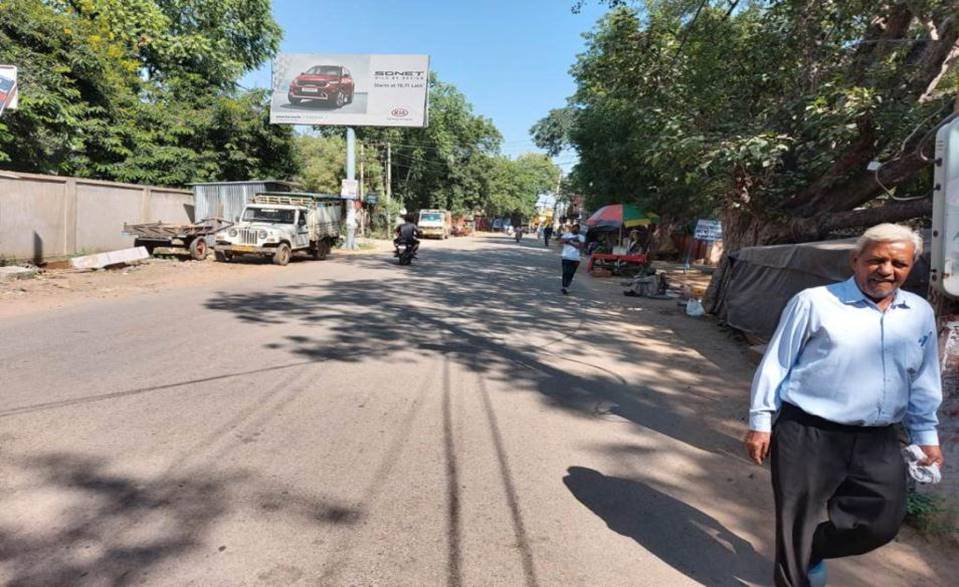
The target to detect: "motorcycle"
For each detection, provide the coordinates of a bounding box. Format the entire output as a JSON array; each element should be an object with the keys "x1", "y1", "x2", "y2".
[{"x1": 395, "y1": 242, "x2": 416, "y2": 265}]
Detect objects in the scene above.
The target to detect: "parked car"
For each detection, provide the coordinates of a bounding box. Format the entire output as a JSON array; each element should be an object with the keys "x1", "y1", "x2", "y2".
[{"x1": 288, "y1": 65, "x2": 355, "y2": 108}]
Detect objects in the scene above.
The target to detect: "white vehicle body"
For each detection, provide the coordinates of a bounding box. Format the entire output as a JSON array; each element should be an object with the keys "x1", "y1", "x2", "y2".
[{"x1": 214, "y1": 194, "x2": 341, "y2": 265}]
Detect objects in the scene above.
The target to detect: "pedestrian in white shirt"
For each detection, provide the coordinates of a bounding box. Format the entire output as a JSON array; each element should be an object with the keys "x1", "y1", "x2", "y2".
[
  {"x1": 560, "y1": 224, "x2": 586, "y2": 295},
  {"x1": 745, "y1": 223, "x2": 943, "y2": 587}
]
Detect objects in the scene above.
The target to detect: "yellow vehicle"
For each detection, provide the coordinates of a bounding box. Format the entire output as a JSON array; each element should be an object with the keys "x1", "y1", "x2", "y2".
[{"x1": 418, "y1": 209, "x2": 452, "y2": 239}]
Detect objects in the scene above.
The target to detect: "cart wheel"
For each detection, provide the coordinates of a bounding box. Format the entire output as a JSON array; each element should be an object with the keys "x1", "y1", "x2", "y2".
[
  {"x1": 273, "y1": 243, "x2": 292, "y2": 266},
  {"x1": 189, "y1": 238, "x2": 208, "y2": 260}
]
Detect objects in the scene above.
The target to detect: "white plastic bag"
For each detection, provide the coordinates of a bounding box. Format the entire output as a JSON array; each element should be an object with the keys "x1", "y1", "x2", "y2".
[{"x1": 685, "y1": 299, "x2": 705, "y2": 317}]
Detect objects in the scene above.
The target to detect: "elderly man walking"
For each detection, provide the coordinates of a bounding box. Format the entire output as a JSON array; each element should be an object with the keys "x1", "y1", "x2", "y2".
[{"x1": 744, "y1": 224, "x2": 943, "y2": 587}]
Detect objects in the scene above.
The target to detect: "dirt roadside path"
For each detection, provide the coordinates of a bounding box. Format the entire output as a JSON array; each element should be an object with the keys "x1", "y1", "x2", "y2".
[{"x1": 0, "y1": 239, "x2": 398, "y2": 321}]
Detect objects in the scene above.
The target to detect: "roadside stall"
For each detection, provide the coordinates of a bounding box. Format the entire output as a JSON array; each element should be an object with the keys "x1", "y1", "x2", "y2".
[{"x1": 584, "y1": 204, "x2": 658, "y2": 275}]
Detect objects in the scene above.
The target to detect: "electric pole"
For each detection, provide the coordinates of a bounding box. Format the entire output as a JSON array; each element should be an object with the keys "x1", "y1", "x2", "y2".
[
  {"x1": 359, "y1": 142, "x2": 365, "y2": 237},
  {"x1": 345, "y1": 127, "x2": 357, "y2": 249},
  {"x1": 386, "y1": 141, "x2": 393, "y2": 228}
]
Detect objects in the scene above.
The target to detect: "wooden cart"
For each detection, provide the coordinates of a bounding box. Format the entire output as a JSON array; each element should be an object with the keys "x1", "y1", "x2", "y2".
[{"x1": 123, "y1": 218, "x2": 232, "y2": 260}]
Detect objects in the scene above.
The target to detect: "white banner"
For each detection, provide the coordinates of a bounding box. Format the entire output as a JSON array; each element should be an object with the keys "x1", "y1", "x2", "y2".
[
  {"x1": 340, "y1": 179, "x2": 358, "y2": 199},
  {"x1": 270, "y1": 53, "x2": 429, "y2": 127}
]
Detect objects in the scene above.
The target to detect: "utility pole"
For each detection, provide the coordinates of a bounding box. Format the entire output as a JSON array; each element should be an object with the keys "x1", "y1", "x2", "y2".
[
  {"x1": 551, "y1": 170, "x2": 563, "y2": 229},
  {"x1": 360, "y1": 142, "x2": 365, "y2": 200},
  {"x1": 386, "y1": 141, "x2": 393, "y2": 229},
  {"x1": 345, "y1": 127, "x2": 357, "y2": 249},
  {"x1": 357, "y1": 141, "x2": 366, "y2": 237}
]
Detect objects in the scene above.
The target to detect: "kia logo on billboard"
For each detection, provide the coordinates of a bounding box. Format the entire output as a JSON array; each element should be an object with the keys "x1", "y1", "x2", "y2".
[{"x1": 391, "y1": 107, "x2": 409, "y2": 117}]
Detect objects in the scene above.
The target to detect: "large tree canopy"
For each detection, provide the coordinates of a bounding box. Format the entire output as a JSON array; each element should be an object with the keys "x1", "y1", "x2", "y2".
[
  {"x1": 0, "y1": 0, "x2": 295, "y2": 186},
  {"x1": 536, "y1": 0, "x2": 959, "y2": 248}
]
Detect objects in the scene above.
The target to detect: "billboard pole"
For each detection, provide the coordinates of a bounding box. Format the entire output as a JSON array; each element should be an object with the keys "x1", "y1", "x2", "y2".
[{"x1": 345, "y1": 127, "x2": 358, "y2": 249}]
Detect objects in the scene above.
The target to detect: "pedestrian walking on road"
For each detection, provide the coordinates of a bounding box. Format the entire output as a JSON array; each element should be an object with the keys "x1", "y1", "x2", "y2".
[
  {"x1": 543, "y1": 224, "x2": 554, "y2": 247},
  {"x1": 744, "y1": 223, "x2": 943, "y2": 587},
  {"x1": 559, "y1": 224, "x2": 586, "y2": 295}
]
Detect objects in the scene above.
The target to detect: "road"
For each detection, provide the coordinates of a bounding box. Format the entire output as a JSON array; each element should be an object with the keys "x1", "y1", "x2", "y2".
[{"x1": 0, "y1": 236, "x2": 951, "y2": 586}]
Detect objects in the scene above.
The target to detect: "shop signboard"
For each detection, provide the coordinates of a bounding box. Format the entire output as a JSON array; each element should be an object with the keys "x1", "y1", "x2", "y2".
[{"x1": 694, "y1": 219, "x2": 723, "y2": 241}]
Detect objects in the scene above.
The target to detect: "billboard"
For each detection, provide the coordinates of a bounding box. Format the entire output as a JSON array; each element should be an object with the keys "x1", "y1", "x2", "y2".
[
  {"x1": 0, "y1": 65, "x2": 18, "y2": 115},
  {"x1": 270, "y1": 53, "x2": 428, "y2": 127}
]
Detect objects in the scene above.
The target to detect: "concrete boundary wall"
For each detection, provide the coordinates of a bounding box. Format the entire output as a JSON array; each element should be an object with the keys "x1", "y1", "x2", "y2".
[{"x1": 0, "y1": 171, "x2": 193, "y2": 262}]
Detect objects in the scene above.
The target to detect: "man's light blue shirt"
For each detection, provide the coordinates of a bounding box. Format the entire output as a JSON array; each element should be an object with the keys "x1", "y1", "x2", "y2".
[{"x1": 749, "y1": 277, "x2": 942, "y2": 445}]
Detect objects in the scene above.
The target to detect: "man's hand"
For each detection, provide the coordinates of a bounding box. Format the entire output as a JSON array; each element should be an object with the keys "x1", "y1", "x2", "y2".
[
  {"x1": 744, "y1": 430, "x2": 772, "y2": 465},
  {"x1": 918, "y1": 445, "x2": 944, "y2": 467}
]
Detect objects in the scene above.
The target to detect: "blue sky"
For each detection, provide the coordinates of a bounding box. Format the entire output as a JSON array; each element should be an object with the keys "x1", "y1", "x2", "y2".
[{"x1": 241, "y1": 0, "x2": 610, "y2": 171}]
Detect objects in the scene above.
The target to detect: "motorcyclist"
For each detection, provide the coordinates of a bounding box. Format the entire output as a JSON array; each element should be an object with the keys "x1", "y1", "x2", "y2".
[{"x1": 394, "y1": 213, "x2": 421, "y2": 257}]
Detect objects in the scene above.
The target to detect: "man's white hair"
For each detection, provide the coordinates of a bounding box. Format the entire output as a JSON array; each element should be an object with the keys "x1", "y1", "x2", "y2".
[{"x1": 854, "y1": 223, "x2": 923, "y2": 259}]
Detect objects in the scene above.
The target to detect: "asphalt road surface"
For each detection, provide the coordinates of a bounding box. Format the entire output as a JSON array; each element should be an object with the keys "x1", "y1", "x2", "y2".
[{"x1": 0, "y1": 236, "x2": 950, "y2": 586}]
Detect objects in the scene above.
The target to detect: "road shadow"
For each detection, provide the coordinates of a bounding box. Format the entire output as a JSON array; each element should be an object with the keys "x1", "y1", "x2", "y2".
[
  {"x1": 0, "y1": 453, "x2": 362, "y2": 586},
  {"x1": 203, "y1": 245, "x2": 741, "y2": 456},
  {"x1": 563, "y1": 466, "x2": 769, "y2": 586},
  {"x1": 0, "y1": 453, "x2": 234, "y2": 586}
]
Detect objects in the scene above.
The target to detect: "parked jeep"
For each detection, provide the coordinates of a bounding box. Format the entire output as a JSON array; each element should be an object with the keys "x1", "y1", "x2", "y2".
[
  {"x1": 288, "y1": 65, "x2": 355, "y2": 108},
  {"x1": 214, "y1": 194, "x2": 341, "y2": 265}
]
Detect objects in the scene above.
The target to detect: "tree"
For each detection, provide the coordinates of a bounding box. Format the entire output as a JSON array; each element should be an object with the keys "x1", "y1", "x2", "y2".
[
  {"x1": 537, "y1": 1, "x2": 959, "y2": 249},
  {"x1": 487, "y1": 153, "x2": 562, "y2": 217},
  {"x1": 0, "y1": 0, "x2": 295, "y2": 186},
  {"x1": 351, "y1": 75, "x2": 561, "y2": 219},
  {"x1": 354, "y1": 75, "x2": 505, "y2": 215},
  {"x1": 295, "y1": 133, "x2": 383, "y2": 196}
]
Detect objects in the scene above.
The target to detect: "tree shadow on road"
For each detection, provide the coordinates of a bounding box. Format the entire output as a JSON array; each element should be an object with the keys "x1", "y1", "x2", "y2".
[
  {"x1": 0, "y1": 453, "x2": 362, "y2": 586},
  {"x1": 0, "y1": 453, "x2": 234, "y2": 586},
  {"x1": 203, "y1": 245, "x2": 743, "y2": 458},
  {"x1": 563, "y1": 466, "x2": 769, "y2": 586}
]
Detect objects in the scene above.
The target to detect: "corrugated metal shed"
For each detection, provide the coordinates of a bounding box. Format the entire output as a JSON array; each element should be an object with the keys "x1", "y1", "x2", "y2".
[{"x1": 191, "y1": 180, "x2": 300, "y2": 223}]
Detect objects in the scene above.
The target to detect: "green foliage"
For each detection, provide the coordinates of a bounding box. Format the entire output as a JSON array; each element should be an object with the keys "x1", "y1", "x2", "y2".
[
  {"x1": 294, "y1": 132, "x2": 383, "y2": 196},
  {"x1": 541, "y1": 1, "x2": 958, "y2": 240},
  {"x1": 905, "y1": 491, "x2": 959, "y2": 536},
  {"x1": 0, "y1": 0, "x2": 293, "y2": 186},
  {"x1": 296, "y1": 134, "x2": 346, "y2": 194},
  {"x1": 487, "y1": 153, "x2": 561, "y2": 217}
]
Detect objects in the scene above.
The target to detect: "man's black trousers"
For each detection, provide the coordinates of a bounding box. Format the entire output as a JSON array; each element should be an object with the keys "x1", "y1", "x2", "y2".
[
  {"x1": 771, "y1": 403, "x2": 907, "y2": 587},
  {"x1": 561, "y1": 259, "x2": 580, "y2": 288}
]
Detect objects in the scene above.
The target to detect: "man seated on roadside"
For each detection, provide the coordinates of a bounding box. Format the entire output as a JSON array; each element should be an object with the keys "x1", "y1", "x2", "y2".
[{"x1": 394, "y1": 213, "x2": 421, "y2": 256}]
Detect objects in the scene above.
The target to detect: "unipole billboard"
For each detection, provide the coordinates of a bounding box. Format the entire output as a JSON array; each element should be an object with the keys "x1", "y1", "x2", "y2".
[{"x1": 270, "y1": 53, "x2": 429, "y2": 127}]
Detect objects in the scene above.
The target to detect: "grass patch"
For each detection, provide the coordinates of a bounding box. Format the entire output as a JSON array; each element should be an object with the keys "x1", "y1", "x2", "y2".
[{"x1": 905, "y1": 491, "x2": 959, "y2": 538}]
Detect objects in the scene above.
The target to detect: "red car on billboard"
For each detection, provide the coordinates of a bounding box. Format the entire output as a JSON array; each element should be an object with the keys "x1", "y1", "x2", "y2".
[{"x1": 288, "y1": 65, "x2": 355, "y2": 108}]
